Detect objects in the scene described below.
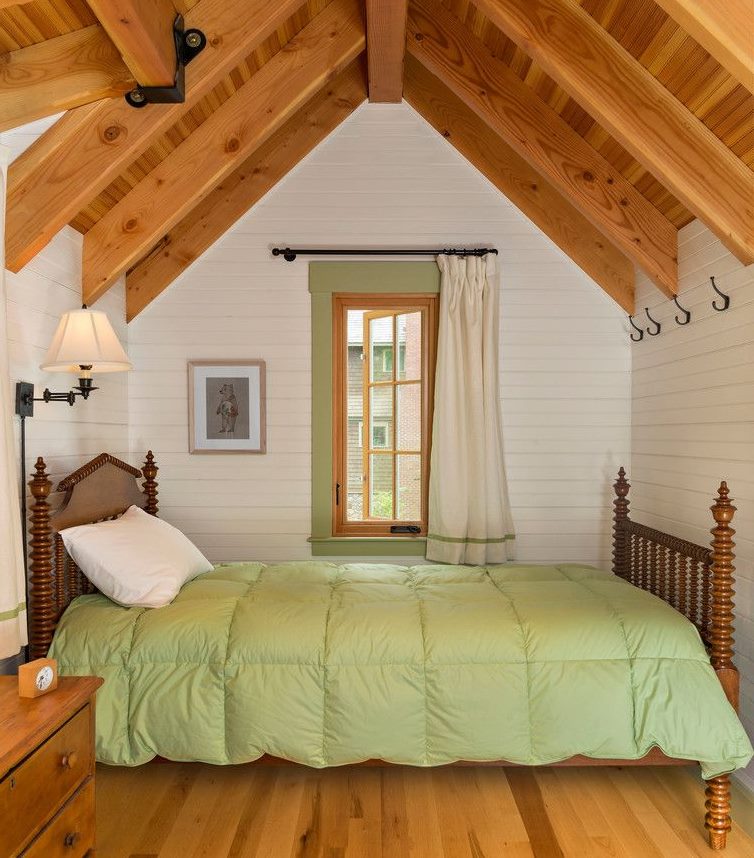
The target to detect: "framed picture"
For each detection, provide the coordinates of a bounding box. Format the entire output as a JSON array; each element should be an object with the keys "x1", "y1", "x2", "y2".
[{"x1": 188, "y1": 360, "x2": 266, "y2": 454}]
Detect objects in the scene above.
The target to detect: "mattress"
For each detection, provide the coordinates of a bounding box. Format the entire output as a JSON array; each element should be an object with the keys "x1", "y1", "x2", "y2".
[{"x1": 49, "y1": 561, "x2": 753, "y2": 776}]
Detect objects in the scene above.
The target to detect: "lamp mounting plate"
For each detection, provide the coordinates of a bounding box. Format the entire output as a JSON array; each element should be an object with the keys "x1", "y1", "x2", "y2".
[{"x1": 15, "y1": 382, "x2": 34, "y2": 418}]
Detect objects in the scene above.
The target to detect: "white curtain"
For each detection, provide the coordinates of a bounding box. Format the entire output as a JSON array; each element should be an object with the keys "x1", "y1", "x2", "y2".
[
  {"x1": 426, "y1": 253, "x2": 515, "y2": 565},
  {"x1": 0, "y1": 144, "x2": 27, "y2": 658}
]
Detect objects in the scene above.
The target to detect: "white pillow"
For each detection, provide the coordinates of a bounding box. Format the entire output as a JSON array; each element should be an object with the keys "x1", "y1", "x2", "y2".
[{"x1": 60, "y1": 505, "x2": 213, "y2": 608}]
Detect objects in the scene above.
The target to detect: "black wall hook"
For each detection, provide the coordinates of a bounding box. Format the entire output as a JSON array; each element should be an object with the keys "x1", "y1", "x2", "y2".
[
  {"x1": 673, "y1": 296, "x2": 691, "y2": 325},
  {"x1": 710, "y1": 276, "x2": 730, "y2": 311},
  {"x1": 629, "y1": 315, "x2": 644, "y2": 342},
  {"x1": 644, "y1": 307, "x2": 661, "y2": 336}
]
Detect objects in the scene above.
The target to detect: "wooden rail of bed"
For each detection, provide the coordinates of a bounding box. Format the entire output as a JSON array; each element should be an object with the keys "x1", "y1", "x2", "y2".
[
  {"x1": 26, "y1": 456, "x2": 739, "y2": 850},
  {"x1": 612, "y1": 467, "x2": 739, "y2": 850}
]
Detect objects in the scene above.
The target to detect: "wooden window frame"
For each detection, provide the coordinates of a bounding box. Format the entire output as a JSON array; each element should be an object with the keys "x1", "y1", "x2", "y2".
[{"x1": 332, "y1": 293, "x2": 438, "y2": 537}]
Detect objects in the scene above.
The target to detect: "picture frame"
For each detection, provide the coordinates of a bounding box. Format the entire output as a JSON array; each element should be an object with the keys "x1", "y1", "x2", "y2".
[{"x1": 188, "y1": 360, "x2": 266, "y2": 454}]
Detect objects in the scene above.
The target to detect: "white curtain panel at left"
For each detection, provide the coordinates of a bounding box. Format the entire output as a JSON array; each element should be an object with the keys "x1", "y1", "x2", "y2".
[
  {"x1": 426, "y1": 253, "x2": 515, "y2": 565},
  {"x1": 0, "y1": 144, "x2": 28, "y2": 658}
]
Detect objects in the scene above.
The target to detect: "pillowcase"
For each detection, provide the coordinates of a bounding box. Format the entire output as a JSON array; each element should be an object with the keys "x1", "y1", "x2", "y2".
[{"x1": 60, "y1": 505, "x2": 213, "y2": 608}]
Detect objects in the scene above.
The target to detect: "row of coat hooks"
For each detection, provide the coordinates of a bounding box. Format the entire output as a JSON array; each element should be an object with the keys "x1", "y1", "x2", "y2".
[{"x1": 629, "y1": 276, "x2": 731, "y2": 342}]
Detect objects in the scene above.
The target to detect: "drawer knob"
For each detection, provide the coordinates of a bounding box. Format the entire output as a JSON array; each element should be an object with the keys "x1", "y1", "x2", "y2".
[
  {"x1": 61, "y1": 751, "x2": 78, "y2": 769},
  {"x1": 64, "y1": 831, "x2": 80, "y2": 848}
]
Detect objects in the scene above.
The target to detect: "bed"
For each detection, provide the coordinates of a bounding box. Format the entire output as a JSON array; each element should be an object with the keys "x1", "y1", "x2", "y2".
[{"x1": 26, "y1": 452, "x2": 753, "y2": 850}]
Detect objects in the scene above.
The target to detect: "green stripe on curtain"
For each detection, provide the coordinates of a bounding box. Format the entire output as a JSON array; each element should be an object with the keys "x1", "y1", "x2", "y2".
[
  {"x1": 427, "y1": 534, "x2": 515, "y2": 545},
  {"x1": 0, "y1": 601, "x2": 26, "y2": 622}
]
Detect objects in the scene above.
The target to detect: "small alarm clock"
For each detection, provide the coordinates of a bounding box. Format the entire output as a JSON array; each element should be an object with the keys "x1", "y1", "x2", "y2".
[{"x1": 18, "y1": 658, "x2": 59, "y2": 698}]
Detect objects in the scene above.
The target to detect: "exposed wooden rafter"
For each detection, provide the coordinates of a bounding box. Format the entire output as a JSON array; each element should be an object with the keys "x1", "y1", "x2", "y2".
[
  {"x1": 5, "y1": 0, "x2": 307, "y2": 273},
  {"x1": 0, "y1": 0, "x2": 32, "y2": 7},
  {"x1": 407, "y1": 0, "x2": 678, "y2": 297},
  {"x1": 653, "y1": 0, "x2": 754, "y2": 89},
  {"x1": 83, "y1": 0, "x2": 366, "y2": 304},
  {"x1": 86, "y1": 0, "x2": 177, "y2": 87},
  {"x1": 404, "y1": 55, "x2": 634, "y2": 312},
  {"x1": 472, "y1": 0, "x2": 754, "y2": 265},
  {"x1": 126, "y1": 62, "x2": 367, "y2": 320},
  {"x1": 0, "y1": 25, "x2": 133, "y2": 133},
  {"x1": 366, "y1": 0, "x2": 408, "y2": 102}
]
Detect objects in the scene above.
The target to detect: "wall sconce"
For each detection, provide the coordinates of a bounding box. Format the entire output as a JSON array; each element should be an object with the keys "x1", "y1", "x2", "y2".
[
  {"x1": 14, "y1": 305, "x2": 131, "y2": 589},
  {"x1": 15, "y1": 305, "x2": 131, "y2": 417}
]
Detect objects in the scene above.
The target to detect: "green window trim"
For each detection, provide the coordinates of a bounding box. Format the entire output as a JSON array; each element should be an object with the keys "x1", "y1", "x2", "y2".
[{"x1": 310, "y1": 262, "x2": 440, "y2": 556}]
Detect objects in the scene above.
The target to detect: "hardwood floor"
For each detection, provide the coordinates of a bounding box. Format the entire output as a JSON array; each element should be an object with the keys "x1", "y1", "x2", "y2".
[{"x1": 96, "y1": 763, "x2": 754, "y2": 857}]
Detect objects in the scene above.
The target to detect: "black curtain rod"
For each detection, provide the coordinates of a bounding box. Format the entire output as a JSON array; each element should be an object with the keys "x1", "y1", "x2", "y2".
[{"x1": 271, "y1": 247, "x2": 498, "y2": 262}]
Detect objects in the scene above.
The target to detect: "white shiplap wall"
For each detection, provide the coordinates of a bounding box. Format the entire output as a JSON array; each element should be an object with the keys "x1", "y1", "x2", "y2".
[
  {"x1": 128, "y1": 102, "x2": 631, "y2": 565},
  {"x1": 631, "y1": 219, "x2": 754, "y2": 790}
]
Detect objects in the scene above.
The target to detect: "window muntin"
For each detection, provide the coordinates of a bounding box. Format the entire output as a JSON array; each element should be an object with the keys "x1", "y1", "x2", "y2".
[{"x1": 333, "y1": 294, "x2": 437, "y2": 537}]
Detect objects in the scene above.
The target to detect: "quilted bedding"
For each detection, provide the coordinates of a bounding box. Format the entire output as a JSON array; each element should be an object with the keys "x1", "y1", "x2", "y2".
[{"x1": 49, "y1": 561, "x2": 753, "y2": 776}]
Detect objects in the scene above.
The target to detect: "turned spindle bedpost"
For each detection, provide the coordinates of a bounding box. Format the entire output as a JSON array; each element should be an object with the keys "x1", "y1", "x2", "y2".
[
  {"x1": 705, "y1": 482, "x2": 738, "y2": 851},
  {"x1": 28, "y1": 457, "x2": 54, "y2": 660},
  {"x1": 612, "y1": 467, "x2": 630, "y2": 581},
  {"x1": 143, "y1": 450, "x2": 159, "y2": 516}
]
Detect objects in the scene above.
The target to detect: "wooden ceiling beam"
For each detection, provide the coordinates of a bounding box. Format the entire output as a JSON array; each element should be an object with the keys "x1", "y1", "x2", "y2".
[
  {"x1": 404, "y1": 56, "x2": 634, "y2": 312},
  {"x1": 366, "y1": 0, "x2": 408, "y2": 102},
  {"x1": 126, "y1": 62, "x2": 367, "y2": 320},
  {"x1": 653, "y1": 0, "x2": 753, "y2": 89},
  {"x1": 5, "y1": 0, "x2": 307, "y2": 274},
  {"x1": 472, "y1": 0, "x2": 754, "y2": 265},
  {"x1": 407, "y1": 0, "x2": 677, "y2": 297},
  {"x1": 0, "y1": 1, "x2": 33, "y2": 7},
  {"x1": 83, "y1": 0, "x2": 365, "y2": 304},
  {"x1": 0, "y1": 26, "x2": 133, "y2": 133},
  {"x1": 86, "y1": 0, "x2": 177, "y2": 87}
]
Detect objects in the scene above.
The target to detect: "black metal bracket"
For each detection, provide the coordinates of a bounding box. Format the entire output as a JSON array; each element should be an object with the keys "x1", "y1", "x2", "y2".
[
  {"x1": 15, "y1": 377, "x2": 97, "y2": 416},
  {"x1": 15, "y1": 381, "x2": 34, "y2": 418},
  {"x1": 125, "y1": 15, "x2": 207, "y2": 108}
]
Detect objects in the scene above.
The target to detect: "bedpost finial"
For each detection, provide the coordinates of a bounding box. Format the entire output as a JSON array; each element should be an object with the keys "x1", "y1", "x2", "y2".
[
  {"x1": 712, "y1": 482, "x2": 735, "y2": 524},
  {"x1": 614, "y1": 467, "x2": 629, "y2": 498},
  {"x1": 142, "y1": 450, "x2": 159, "y2": 517},
  {"x1": 30, "y1": 457, "x2": 51, "y2": 499}
]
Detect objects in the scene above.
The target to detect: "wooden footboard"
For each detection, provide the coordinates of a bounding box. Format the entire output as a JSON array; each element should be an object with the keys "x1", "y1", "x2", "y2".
[{"x1": 613, "y1": 467, "x2": 739, "y2": 850}]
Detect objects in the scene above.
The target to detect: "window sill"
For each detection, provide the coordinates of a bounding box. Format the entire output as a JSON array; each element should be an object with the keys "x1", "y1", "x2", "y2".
[{"x1": 308, "y1": 536, "x2": 427, "y2": 557}]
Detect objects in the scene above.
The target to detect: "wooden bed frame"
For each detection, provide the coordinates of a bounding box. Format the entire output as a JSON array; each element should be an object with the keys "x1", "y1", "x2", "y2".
[{"x1": 26, "y1": 453, "x2": 740, "y2": 850}]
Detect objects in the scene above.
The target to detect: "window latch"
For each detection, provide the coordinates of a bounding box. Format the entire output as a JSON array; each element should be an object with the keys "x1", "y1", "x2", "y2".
[
  {"x1": 335, "y1": 482, "x2": 341, "y2": 505},
  {"x1": 390, "y1": 525, "x2": 421, "y2": 535}
]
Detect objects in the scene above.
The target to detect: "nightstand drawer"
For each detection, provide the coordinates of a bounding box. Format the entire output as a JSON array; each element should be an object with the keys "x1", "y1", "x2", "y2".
[
  {"x1": 22, "y1": 779, "x2": 95, "y2": 858},
  {"x1": 0, "y1": 704, "x2": 92, "y2": 857}
]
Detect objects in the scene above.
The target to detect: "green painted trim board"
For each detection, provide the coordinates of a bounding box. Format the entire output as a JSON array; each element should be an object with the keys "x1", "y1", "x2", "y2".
[{"x1": 309, "y1": 261, "x2": 439, "y2": 556}]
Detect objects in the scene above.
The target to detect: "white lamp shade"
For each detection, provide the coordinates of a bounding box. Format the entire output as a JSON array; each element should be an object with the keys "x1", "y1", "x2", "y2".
[{"x1": 40, "y1": 308, "x2": 132, "y2": 373}]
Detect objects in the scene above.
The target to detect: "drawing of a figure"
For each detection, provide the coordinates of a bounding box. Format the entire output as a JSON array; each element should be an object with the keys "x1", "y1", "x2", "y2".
[{"x1": 216, "y1": 383, "x2": 239, "y2": 434}]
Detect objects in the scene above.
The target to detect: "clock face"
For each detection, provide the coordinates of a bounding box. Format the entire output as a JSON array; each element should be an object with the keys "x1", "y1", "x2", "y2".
[{"x1": 36, "y1": 666, "x2": 54, "y2": 691}]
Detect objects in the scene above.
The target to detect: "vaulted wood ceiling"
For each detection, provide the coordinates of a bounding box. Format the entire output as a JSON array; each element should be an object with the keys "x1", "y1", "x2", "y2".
[{"x1": 1, "y1": 0, "x2": 752, "y2": 318}]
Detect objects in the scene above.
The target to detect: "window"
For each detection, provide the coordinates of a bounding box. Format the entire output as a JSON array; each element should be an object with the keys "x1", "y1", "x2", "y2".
[{"x1": 333, "y1": 294, "x2": 438, "y2": 537}]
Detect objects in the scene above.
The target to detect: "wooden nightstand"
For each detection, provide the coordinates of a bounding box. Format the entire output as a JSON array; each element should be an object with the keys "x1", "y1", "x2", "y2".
[{"x1": 0, "y1": 675, "x2": 103, "y2": 857}]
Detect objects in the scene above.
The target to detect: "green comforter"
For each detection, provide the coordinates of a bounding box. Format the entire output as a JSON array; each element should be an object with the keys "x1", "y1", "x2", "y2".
[{"x1": 50, "y1": 562, "x2": 753, "y2": 777}]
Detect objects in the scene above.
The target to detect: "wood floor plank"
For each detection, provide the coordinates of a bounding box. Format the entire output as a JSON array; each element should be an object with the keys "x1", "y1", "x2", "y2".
[
  {"x1": 94, "y1": 763, "x2": 754, "y2": 857},
  {"x1": 505, "y1": 768, "x2": 565, "y2": 858}
]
